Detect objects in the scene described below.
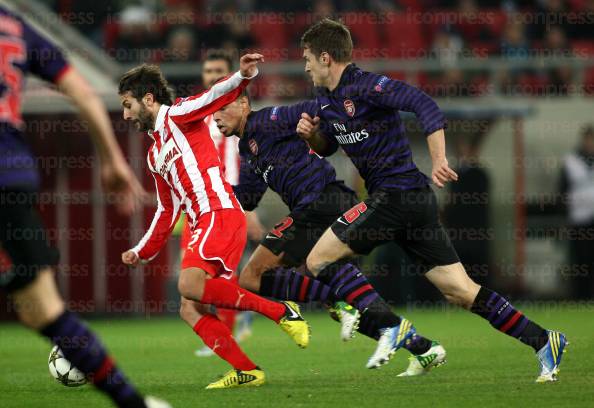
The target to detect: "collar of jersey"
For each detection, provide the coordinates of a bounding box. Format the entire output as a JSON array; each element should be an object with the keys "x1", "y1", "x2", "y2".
[{"x1": 149, "y1": 104, "x2": 170, "y2": 138}]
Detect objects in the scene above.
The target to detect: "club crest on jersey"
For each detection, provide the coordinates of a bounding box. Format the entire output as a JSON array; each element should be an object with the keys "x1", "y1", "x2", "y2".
[
  {"x1": 155, "y1": 138, "x2": 182, "y2": 177},
  {"x1": 249, "y1": 138, "x2": 259, "y2": 155},
  {"x1": 270, "y1": 106, "x2": 279, "y2": 121},
  {"x1": 344, "y1": 99, "x2": 355, "y2": 117}
]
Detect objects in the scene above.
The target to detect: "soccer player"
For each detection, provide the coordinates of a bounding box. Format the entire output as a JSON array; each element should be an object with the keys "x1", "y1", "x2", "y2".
[
  {"x1": 177, "y1": 52, "x2": 261, "y2": 357},
  {"x1": 118, "y1": 54, "x2": 310, "y2": 389},
  {"x1": 0, "y1": 5, "x2": 169, "y2": 407},
  {"x1": 297, "y1": 18, "x2": 567, "y2": 381},
  {"x1": 210, "y1": 90, "x2": 447, "y2": 375}
]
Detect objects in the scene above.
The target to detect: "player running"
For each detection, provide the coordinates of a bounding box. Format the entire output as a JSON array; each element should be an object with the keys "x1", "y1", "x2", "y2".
[
  {"x1": 297, "y1": 19, "x2": 567, "y2": 381},
  {"x1": 0, "y1": 5, "x2": 169, "y2": 407},
  {"x1": 210, "y1": 90, "x2": 446, "y2": 376},
  {"x1": 118, "y1": 54, "x2": 310, "y2": 390},
  {"x1": 176, "y1": 52, "x2": 261, "y2": 358}
]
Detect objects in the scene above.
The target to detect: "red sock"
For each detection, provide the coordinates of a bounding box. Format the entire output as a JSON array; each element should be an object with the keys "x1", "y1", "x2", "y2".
[
  {"x1": 217, "y1": 308, "x2": 237, "y2": 331},
  {"x1": 201, "y1": 278, "x2": 285, "y2": 322},
  {"x1": 193, "y1": 315, "x2": 257, "y2": 371}
]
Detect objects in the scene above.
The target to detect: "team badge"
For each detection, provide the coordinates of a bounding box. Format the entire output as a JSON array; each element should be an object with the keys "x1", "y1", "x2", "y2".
[
  {"x1": 344, "y1": 99, "x2": 355, "y2": 117},
  {"x1": 249, "y1": 138, "x2": 259, "y2": 155},
  {"x1": 270, "y1": 106, "x2": 279, "y2": 121}
]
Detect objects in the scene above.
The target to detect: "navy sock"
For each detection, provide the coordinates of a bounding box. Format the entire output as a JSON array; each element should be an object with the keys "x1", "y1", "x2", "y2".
[
  {"x1": 316, "y1": 261, "x2": 379, "y2": 312},
  {"x1": 41, "y1": 311, "x2": 145, "y2": 408},
  {"x1": 471, "y1": 286, "x2": 548, "y2": 351},
  {"x1": 260, "y1": 267, "x2": 332, "y2": 302}
]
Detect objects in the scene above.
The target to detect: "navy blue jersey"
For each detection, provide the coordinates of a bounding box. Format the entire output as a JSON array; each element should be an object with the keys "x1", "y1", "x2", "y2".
[
  {"x1": 0, "y1": 6, "x2": 70, "y2": 189},
  {"x1": 233, "y1": 101, "x2": 350, "y2": 212},
  {"x1": 314, "y1": 64, "x2": 446, "y2": 193}
]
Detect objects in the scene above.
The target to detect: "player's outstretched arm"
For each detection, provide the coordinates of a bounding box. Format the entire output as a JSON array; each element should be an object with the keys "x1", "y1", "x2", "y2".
[
  {"x1": 168, "y1": 53, "x2": 263, "y2": 124},
  {"x1": 57, "y1": 69, "x2": 145, "y2": 215},
  {"x1": 297, "y1": 113, "x2": 336, "y2": 156},
  {"x1": 426, "y1": 129, "x2": 458, "y2": 188}
]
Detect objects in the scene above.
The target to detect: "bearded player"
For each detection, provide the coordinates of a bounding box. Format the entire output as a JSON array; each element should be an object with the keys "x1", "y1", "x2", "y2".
[{"x1": 119, "y1": 54, "x2": 310, "y2": 389}]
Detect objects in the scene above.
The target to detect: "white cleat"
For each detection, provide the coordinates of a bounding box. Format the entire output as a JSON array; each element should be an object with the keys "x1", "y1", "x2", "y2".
[
  {"x1": 333, "y1": 301, "x2": 360, "y2": 341},
  {"x1": 366, "y1": 319, "x2": 416, "y2": 369},
  {"x1": 397, "y1": 341, "x2": 447, "y2": 377},
  {"x1": 194, "y1": 346, "x2": 215, "y2": 358},
  {"x1": 145, "y1": 396, "x2": 172, "y2": 408}
]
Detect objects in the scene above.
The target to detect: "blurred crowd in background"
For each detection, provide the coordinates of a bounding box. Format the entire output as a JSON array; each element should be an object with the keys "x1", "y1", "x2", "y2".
[{"x1": 47, "y1": 0, "x2": 594, "y2": 98}]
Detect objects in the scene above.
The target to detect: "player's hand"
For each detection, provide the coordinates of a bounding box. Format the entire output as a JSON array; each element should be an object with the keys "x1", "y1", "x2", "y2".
[
  {"x1": 239, "y1": 53, "x2": 264, "y2": 78},
  {"x1": 122, "y1": 250, "x2": 140, "y2": 266},
  {"x1": 431, "y1": 157, "x2": 458, "y2": 188},
  {"x1": 296, "y1": 113, "x2": 320, "y2": 140},
  {"x1": 245, "y1": 211, "x2": 265, "y2": 241},
  {"x1": 101, "y1": 158, "x2": 147, "y2": 216}
]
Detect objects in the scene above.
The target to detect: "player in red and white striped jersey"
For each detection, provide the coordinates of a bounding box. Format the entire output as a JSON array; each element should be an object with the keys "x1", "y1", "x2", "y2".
[
  {"x1": 118, "y1": 54, "x2": 310, "y2": 389},
  {"x1": 178, "y1": 53, "x2": 263, "y2": 357}
]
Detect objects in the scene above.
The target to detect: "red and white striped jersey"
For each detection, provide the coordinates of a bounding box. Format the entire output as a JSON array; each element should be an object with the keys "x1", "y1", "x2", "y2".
[
  {"x1": 205, "y1": 114, "x2": 240, "y2": 185},
  {"x1": 132, "y1": 70, "x2": 254, "y2": 262}
]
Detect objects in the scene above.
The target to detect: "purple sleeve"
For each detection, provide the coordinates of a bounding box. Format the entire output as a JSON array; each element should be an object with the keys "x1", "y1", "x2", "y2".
[
  {"x1": 279, "y1": 100, "x2": 318, "y2": 124},
  {"x1": 368, "y1": 75, "x2": 446, "y2": 136},
  {"x1": 232, "y1": 157, "x2": 268, "y2": 211},
  {"x1": 24, "y1": 22, "x2": 70, "y2": 83}
]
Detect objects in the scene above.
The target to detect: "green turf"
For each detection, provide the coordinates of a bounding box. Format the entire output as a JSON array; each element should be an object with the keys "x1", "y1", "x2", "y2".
[{"x1": 1, "y1": 305, "x2": 592, "y2": 407}]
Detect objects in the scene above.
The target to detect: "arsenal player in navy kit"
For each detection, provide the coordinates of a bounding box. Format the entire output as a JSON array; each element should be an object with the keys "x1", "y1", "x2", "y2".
[{"x1": 297, "y1": 18, "x2": 566, "y2": 381}]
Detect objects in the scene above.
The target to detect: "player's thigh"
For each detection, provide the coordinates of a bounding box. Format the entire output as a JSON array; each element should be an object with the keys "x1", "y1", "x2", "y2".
[
  {"x1": 12, "y1": 268, "x2": 65, "y2": 330},
  {"x1": 178, "y1": 267, "x2": 210, "y2": 301},
  {"x1": 306, "y1": 227, "x2": 355, "y2": 275},
  {"x1": 239, "y1": 245, "x2": 284, "y2": 292}
]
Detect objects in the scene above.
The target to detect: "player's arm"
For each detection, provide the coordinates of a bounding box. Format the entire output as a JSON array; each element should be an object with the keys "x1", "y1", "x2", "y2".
[
  {"x1": 369, "y1": 76, "x2": 456, "y2": 187},
  {"x1": 232, "y1": 158, "x2": 268, "y2": 212},
  {"x1": 168, "y1": 53, "x2": 263, "y2": 124},
  {"x1": 122, "y1": 172, "x2": 181, "y2": 266},
  {"x1": 296, "y1": 107, "x2": 338, "y2": 156},
  {"x1": 426, "y1": 129, "x2": 458, "y2": 188}
]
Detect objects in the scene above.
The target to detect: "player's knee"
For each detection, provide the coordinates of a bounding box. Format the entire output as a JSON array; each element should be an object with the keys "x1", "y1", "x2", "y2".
[
  {"x1": 178, "y1": 268, "x2": 206, "y2": 301},
  {"x1": 442, "y1": 280, "x2": 480, "y2": 309},
  {"x1": 17, "y1": 299, "x2": 64, "y2": 330}
]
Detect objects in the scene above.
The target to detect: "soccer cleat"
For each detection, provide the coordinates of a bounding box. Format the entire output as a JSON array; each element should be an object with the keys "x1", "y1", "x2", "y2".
[
  {"x1": 535, "y1": 330, "x2": 568, "y2": 383},
  {"x1": 194, "y1": 345, "x2": 215, "y2": 357},
  {"x1": 366, "y1": 318, "x2": 416, "y2": 369},
  {"x1": 234, "y1": 312, "x2": 254, "y2": 343},
  {"x1": 278, "y1": 301, "x2": 311, "y2": 348},
  {"x1": 144, "y1": 396, "x2": 172, "y2": 408},
  {"x1": 333, "y1": 301, "x2": 360, "y2": 341},
  {"x1": 205, "y1": 368, "x2": 265, "y2": 389},
  {"x1": 397, "y1": 341, "x2": 447, "y2": 377}
]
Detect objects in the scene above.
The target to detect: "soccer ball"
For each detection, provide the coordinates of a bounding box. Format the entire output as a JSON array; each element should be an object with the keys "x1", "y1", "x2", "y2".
[{"x1": 48, "y1": 345, "x2": 87, "y2": 387}]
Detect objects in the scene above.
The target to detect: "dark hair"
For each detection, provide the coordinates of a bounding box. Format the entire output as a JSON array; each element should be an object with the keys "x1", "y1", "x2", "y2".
[
  {"x1": 301, "y1": 18, "x2": 353, "y2": 63},
  {"x1": 118, "y1": 64, "x2": 174, "y2": 105},
  {"x1": 204, "y1": 50, "x2": 234, "y2": 71}
]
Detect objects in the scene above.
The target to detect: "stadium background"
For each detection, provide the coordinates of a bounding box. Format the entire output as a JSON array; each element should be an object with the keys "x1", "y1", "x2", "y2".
[{"x1": 1, "y1": 0, "x2": 594, "y2": 319}]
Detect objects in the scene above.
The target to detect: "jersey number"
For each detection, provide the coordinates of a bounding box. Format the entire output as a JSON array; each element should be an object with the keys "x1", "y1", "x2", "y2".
[
  {"x1": 270, "y1": 217, "x2": 294, "y2": 238},
  {"x1": 0, "y1": 38, "x2": 25, "y2": 127},
  {"x1": 343, "y1": 202, "x2": 368, "y2": 224}
]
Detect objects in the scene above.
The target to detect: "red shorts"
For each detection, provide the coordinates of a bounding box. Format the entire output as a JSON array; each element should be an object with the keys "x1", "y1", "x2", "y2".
[{"x1": 181, "y1": 209, "x2": 246, "y2": 278}]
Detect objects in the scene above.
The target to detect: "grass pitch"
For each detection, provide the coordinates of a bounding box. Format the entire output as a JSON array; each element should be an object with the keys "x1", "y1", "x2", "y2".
[{"x1": 1, "y1": 305, "x2": 592, "y2": 407}]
